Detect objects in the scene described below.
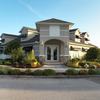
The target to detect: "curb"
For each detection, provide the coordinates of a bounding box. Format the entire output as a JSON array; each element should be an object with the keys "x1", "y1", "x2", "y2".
[{"x1": 0, "y1": 75, "x2": 100, "y2": 79}]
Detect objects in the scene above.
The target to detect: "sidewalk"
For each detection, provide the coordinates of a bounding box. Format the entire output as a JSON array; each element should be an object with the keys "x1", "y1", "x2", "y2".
[{"x1": 0, "y1": 64, "x2": 87, "y2": 73}]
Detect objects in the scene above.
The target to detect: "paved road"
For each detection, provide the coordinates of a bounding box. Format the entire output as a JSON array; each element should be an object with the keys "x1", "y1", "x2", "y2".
[{"x1": 0, "y1": 78, "x2": 100, "y2": 100}]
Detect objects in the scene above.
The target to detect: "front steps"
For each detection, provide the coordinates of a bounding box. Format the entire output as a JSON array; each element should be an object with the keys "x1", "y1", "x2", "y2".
[
  {"x1": 45, "y1": 62, "x2": 64, "y2": 65},
  {"x1": 43, "y1": 64, "x2": 66, "y2": 68},
  {"x1": 41, "y1": 64, "x2": 68, "y2": 73}
]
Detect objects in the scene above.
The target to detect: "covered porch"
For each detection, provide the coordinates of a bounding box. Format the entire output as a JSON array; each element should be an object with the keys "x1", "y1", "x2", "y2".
[{"x1": 39, "y1": 38, "x2": 70, "y2": 64}]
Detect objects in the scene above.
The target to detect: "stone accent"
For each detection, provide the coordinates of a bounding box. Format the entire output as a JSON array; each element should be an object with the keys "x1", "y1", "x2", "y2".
[
  {"x1": 60, "y1": 55, "x2": 70, "y2": 63},
  {"x1": 39, "y1": 55, "x2": 45, "y2": 64}
]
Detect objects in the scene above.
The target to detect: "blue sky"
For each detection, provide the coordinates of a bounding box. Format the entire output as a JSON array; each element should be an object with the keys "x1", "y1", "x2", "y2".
[{"x1": 0, "y1": 0, "x2": 100, "y2": 47}]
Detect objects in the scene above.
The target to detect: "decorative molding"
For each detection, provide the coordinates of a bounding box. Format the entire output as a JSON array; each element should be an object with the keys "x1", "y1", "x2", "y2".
[
  {"x1": 60, "y1": 55, "x2": 70, "y2": 56},
  {"x1": 40, "y1": 36, "x2": 69, "y2": 37},
  {"x1": 39, "y1": 55, "x2": 45, "y2": 56}
]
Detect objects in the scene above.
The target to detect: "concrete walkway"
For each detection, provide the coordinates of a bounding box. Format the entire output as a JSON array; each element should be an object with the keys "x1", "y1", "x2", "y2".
[
  {"x1": 38, "y1": 64, "x2": 69, "y2": 72},
  {"x1": 0, "y1": 78, "x2": 100, "y2": 100},
  {"x1": 0, "y1": 64, "x2": 81, "y2": 73}
]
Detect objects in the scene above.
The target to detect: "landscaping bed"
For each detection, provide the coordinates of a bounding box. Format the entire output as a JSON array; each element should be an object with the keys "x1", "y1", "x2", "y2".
[{"x1": 0, "y1": 66, "x2": 100, "y2": 77}]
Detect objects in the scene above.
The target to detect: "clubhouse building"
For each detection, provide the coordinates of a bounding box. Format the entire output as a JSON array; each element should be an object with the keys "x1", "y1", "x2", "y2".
[{"x1": 0, "y1": 18, "x2": 95, "y2": 64}]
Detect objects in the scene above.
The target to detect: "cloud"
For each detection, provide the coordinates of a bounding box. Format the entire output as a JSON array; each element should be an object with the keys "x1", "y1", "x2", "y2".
[{"x1": 17, "y1": 0, "x2": 44, "y2": 18}]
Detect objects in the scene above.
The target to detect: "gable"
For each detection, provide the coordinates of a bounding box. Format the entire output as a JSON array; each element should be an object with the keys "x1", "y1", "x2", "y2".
[{"x1": 36, "y1": 18, "x2": 74, "y2": 25}]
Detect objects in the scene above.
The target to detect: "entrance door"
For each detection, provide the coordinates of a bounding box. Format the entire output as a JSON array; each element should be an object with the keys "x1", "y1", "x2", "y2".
[{"x1": 46, "y1": 45, "x2": 59, "y2": 62}]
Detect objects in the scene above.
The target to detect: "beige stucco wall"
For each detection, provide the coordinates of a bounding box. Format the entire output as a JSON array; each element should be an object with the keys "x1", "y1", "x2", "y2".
[
  {"x1": 39, "y1": 36, "x2": 70, "y2": 63},
  {"x1": 21, "y1": 28, "x2": 27, "y2": 35},
  {"x1": 82, "y1": 33, "x2": 89, "y2": 44},
  {"x1": 69, "y1": 33, "x2": 75, "y2": 41},
  {"x1": 75, "y1": 30, "x2": 81, "y2": 42},
  {"x1": 21, "y1": 29, "x2": 38, "y2": 42},
  {"x1": 39, "y1": 24, "x2": 69, "y2": 36},
  {"x1": 38, "y1": 23, "x2": 71, "y2": 63},
  {"x1": 70, "y1": 30, "x2": 81, "y2": 42},
  {"x1": 39, "y1": 25, "x2": 49, "y2": 36}
]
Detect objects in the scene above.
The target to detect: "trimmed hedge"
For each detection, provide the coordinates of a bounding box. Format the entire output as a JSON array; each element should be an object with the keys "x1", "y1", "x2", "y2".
[
  {"x1": 88, "y1": 69, "x2": 96, "y2": 75},
  {"x1": 8, "y1": 69, "x2": 22, "y2": 75},
  {"x1": 24, "y1": 69, "x2": 32, "y2": 75},
  {"x1": 0, "y1": 60, "x2": 12, "y2": 65},
  {"x1": 65, "y1": 69, "x2": 100, "y2": 75},
  {"x1": 65, "y1": 69, "x2": 79, "y2": 75},
  {"x1": 0, "y1": 67, "x2": 9, "y2": 75},
  {"x1": 0, "y1": 67, "x2": 56, "y2": 76},
  {"x1": 33, "y1": 70, "x2": 43, "y2": 76},
  {"x1": 79, "y1": 69, "x2": 88, "y2": 75},
  {"x1": 43, "y1": 69, "x2": 56, "y2": 76}
]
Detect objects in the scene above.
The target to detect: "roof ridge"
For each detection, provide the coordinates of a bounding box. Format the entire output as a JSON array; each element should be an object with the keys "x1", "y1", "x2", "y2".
[
  {"x1": 22, "y1": 26, "x2": 36, "y2": 30},
  {"x1": 36, "y1": 18, "x2": 74, "y2": 25},
  {"x1": 1, "y1": 33, "x2": 19, "y2": 37}
]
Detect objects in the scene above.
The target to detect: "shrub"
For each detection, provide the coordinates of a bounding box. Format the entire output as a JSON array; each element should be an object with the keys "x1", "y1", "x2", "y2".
[
  {"x1": 7, "y1": 68, "x2": 14, "y2": 75},
  {"x1": 85, "y1": 47, "x2": 100, "y2": 61},
  {"x1": 8, "y1": 69, "x2": 21, "y2": 75},
  {"x1": 88, "y1": 69, "x2": 96, "y2": 75},
  {"x1": 71, "y1": 58, "x2": 80, "y2": 62},
  {"x1": 88, "y1": 65, "x2": 97, "y2": 69},
  {"x1": 0, "y1": 60, "x2": 3, "y2": 65},
  {"x1": 79, "y1": 61, "x2": 100, "y2": 69},
  {"x1": 90, "y1": 62, "x2": 100, "y2": 68},
  {"x1": 79, "y1": 62, "x2": 86, "y2": 67},
  {"x1": 33, "y1": 70, "x2": 43, "y2": 76},
  {"x1": 42, "y1": 69, "x2": 56, "y2": 76},
  {"x1": 24, "y1": 69, "x2": 32, "y2": 75},
  {"x1": 83, "y1": 64, "x2": 90, "y2": 69},
  {"x1": 31, "y1": 59, "x2": 41, "y2": 68},
  {"x1": 0, "y1": 67, "x2": 9, "y2": 75},
  {"x1": 94, "y1": 70, "x2": 100, "y2": 75},
  {"x1": 65, "y1": 69, "x2": 79, "y2": 75},
  {"x1": 79, "y1": 69, "x2": 88, "y2": 75},
  {"x1": 24, "y1": 50, "x2": 41, "y2": 68},
  {"x1": 24, "y1": 50, "x2": 35, "y2": 65},
  {"x1": 0, "y1": 60, "x2": 5, "y2": 65},
  {"x1": 67, "y1": 58, "x2": 80, "y2": 68},
  {"x1": 3, "y1": 60, "x2": 12, "y2": 65}
]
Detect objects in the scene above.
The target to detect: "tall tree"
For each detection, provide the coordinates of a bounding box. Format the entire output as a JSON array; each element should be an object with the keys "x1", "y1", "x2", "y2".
[
  {"x1": 24, "y1": 50, "x2": 35, "y2": 64},
  {"x1": 11, "y1": 47, "x2": 24, "y2": 63},
  {"x1": 5, "y1": 39, "x2": 20, "y2": 54},
  {"x1": 85, "y1": 47, "x2": 100, "y2": 61}
]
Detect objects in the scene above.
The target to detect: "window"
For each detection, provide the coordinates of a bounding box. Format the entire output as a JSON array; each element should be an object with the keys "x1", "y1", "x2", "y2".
[
  {"x1": 49, "y1": 25, "x2": 60, "y2": 36},
  {"x1": 82, "y1": 48, "x2": 86, "y2": 52},
  {"x1": 47, "y1": 47, "x2": 51, "y2": 60},
  {"x1": 70, "y1": 46, "x2": 74, "y2": 50},
  {"x1": 75, "y1": 35, "x2": 80, "y2": 39},
  {"x1": 53, "y1": 47, "x2": 57, "y2": 60}
]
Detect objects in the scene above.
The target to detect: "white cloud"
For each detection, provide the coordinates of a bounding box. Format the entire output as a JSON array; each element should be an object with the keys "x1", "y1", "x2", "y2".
[{"x1": 18, "y1": 0, "x2": 44, "y2": 19}]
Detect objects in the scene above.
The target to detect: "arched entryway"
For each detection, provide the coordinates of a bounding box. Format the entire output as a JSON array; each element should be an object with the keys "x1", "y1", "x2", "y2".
[{"x1": 44, "y1": 39, "x2": 65, "y2": 63}]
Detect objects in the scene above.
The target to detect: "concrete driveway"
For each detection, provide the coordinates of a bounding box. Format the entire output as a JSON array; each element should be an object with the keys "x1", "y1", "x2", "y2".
[{"x1": 0, "y1": 78, "x2": 100, "y2": 100}]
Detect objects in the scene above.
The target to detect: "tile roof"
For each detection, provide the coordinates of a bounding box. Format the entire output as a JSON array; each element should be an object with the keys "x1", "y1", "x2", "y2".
[
  {"x1": 1, "y1": 33, "x2": 19, "y2": 38},
  {"x1": 21, "y1": 34, "x2": 39, "y2": 43},
  {"x1": 81, "y1": 32, "x2": 87, "y2": 35}
]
